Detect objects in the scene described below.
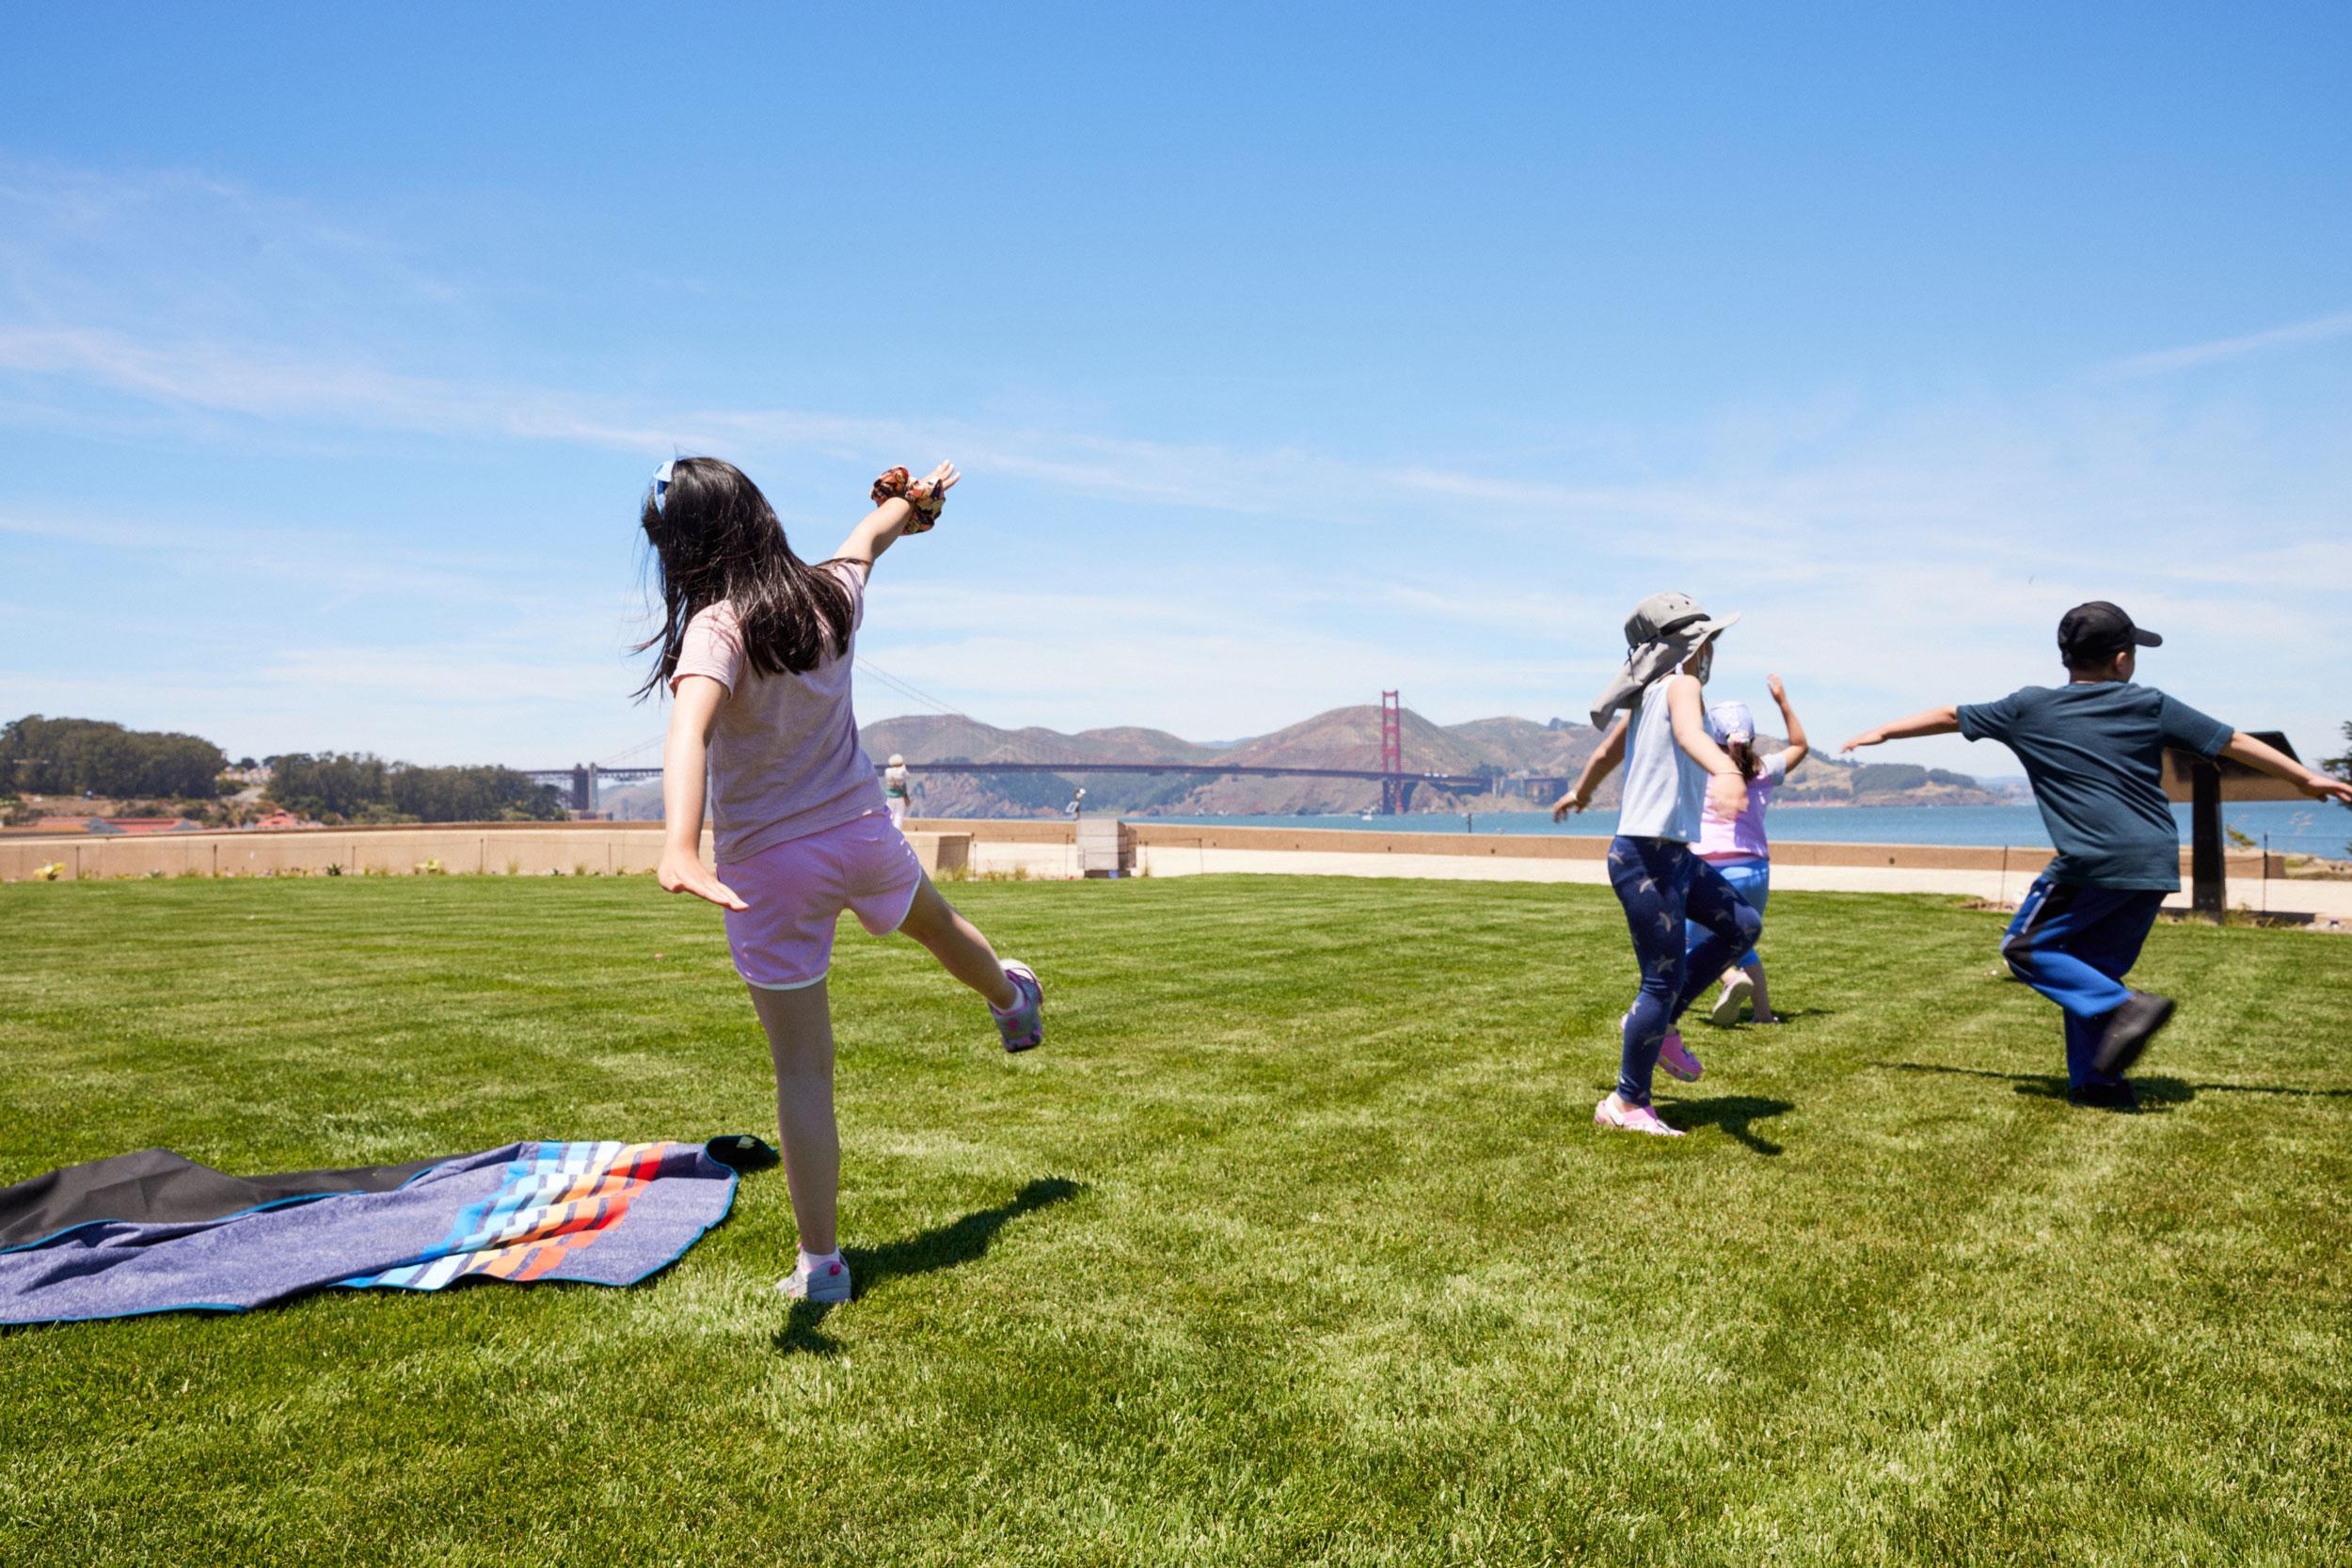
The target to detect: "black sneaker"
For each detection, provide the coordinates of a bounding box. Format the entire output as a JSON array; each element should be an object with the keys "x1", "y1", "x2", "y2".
[
  {"x1": 2092, "y1": 991, "x2": 2175, "y2": 1078},
  {"x1": 2069, "y1": 1080, "x2": 2140, "y2": 1112}
]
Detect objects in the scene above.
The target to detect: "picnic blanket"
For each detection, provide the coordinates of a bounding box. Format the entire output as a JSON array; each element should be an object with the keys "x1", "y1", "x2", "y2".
[{"x1": 0, "y1": 1136, "x2": 769, "y2": 1326}]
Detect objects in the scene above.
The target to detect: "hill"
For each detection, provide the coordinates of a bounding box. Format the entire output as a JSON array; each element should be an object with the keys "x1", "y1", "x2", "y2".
[{"x1": 845, "y1": 705, "x2": 2002, "y2": 817}]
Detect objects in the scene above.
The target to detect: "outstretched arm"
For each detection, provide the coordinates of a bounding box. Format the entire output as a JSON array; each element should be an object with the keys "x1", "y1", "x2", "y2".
[
  {"x1": 1666, "y1": 673, "x2": 1747, "y2": 820},
  {"x1": 834, "y1": 461, "x2": 961, "y2": 570},
  {"x1": 656, "y1": 674, "x2": 748, "y2": 911},
  {"x1": 1553, "y1": 715, "x2": 1628, "y2": 820},
  {"x1": 1768, "y1": 673, "x2": 1809, "y2": 770},
  {"x1": 2222, "y1": 732, "x2": 2352, "y2": 804},
  {"x1": 1841, "y1": 704, "x2": 1961, "y2": 752}
]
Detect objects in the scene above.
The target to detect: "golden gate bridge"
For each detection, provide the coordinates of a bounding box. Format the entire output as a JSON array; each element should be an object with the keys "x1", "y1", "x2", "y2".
[{"x1": 520, "y1": 670, "x2": 1567, "y2": 816}]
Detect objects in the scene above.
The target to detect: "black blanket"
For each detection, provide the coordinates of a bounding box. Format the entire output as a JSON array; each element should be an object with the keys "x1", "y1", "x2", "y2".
[{"x1": 0, "y1": 1148, "x2": 453, "y2": 1251}]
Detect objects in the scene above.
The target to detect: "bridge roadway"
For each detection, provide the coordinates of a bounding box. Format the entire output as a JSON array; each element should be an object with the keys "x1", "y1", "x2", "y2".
[{"x1": 522, "y1": 760, "x2": 1570, "y2": 812}]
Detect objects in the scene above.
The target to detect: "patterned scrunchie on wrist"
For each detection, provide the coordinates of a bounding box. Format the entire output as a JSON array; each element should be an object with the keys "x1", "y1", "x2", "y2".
[{"x1": 870, "y1": 466, "x2": 945, "y2": 533}]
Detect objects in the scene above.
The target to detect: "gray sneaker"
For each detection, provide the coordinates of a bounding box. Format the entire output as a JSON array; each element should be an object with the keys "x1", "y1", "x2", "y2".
[
  {"x1": 1709, "y1": 972, "x2": 1755, "y2": 1026},
  {"x1": 776, "y1": 1253, "x2": 853, "y2": 1303}
]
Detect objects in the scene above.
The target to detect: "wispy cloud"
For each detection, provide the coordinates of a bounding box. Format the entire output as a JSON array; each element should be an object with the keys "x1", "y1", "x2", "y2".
[
  {"x1": 2102, "y1": 308, "x2": 2352, "y2": 378},
  {"x1": 8, "y1": 157, "x2": 2352, "y2": 768},
  {"x1": 0, "y1": 503, "x2": 618, "y2": 612}
]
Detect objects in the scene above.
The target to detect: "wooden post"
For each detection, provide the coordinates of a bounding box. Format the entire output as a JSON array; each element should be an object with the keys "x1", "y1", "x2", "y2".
[{"x1": 2190, "y1": 757, "x2": 2224, "y2": 918}]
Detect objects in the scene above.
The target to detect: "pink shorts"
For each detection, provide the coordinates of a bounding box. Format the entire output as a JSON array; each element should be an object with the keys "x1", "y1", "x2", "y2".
[{"x1": 719, "y1": 813, "x2": 925, "y2": 990}]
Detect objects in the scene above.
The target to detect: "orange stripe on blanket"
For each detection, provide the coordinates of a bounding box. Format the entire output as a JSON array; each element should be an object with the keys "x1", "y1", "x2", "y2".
[
  {"x1": 441, "y1": 1147, "x2": 689, "y2": 1281},
  {"x1": 515, "y1": 1229, "x2": 599, "y2": 1280},
  {"x1": 480, "y1": 1189, "x2": 643, "y2": 1256},
  {"x1": 548, "y1": 1143, "x2": 663, "y2": 1207},
  {"x1": 472, "y1": 1243, "x2": 540, "y2": 1280}
]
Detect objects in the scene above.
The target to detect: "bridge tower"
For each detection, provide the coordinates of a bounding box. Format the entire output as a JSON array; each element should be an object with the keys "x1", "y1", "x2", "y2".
[
  {"x1": 570, "y1": 765, "x2": 592, "y2": 815},
  {"x1": 1378, "y1": 691, "x2": 1402, "y2": 815}
]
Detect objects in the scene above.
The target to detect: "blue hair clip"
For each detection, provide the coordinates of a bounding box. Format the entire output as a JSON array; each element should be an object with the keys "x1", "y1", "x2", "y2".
[{"x1": 652, "y1": 459, "x2": 676, "y2": 513}]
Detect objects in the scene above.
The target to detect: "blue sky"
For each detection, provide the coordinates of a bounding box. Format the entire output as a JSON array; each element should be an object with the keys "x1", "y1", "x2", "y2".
[{"x1": 3, "y1": 2, "x2": 2348, "y2": 774}]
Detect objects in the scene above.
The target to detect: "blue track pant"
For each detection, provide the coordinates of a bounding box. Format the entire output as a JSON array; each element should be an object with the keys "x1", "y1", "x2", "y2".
[
  {"x1": 2000, "y1": 877, "x2": 2165, "y2": 1091},
  {"x1": 1608, "y1": 835, "x2": 1762, "y2": 1106}
]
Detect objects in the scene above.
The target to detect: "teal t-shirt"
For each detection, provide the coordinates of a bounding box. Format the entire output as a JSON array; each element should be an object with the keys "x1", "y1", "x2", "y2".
[{"x1": 1957, "y1": 682, "x2": 2233, "y2": 891}]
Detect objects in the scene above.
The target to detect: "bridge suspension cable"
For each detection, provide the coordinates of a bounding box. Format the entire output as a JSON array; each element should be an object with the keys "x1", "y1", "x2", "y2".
[
  {"x1": 564, "y1": 660, "x2": 1104, "y2": 783},
  {"x1": 855, "y1": 657, "x2": 1094, "y2": 769},
  {"x1": 854, "y1": 657, "x2": 967, "y2": 720},
  {"x1": 594, "y1": 735, "x2": 665, "y2": 768}
]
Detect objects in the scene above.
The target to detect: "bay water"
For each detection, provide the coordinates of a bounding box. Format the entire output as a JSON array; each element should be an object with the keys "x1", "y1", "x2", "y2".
[{"x1": 1144, "y1": 800, "x2": 2350, "y2": 859}]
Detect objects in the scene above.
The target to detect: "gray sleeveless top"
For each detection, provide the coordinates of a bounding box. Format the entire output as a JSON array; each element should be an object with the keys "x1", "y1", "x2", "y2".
[{"x1": 1617, "y1": 677, "x2": 1705, "y2": 842}]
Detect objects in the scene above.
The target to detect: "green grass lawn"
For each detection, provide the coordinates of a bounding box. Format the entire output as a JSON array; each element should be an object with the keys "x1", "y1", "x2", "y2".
[{"x1": 3, "y1": 876, "x2": 2348, "y2": 1567}]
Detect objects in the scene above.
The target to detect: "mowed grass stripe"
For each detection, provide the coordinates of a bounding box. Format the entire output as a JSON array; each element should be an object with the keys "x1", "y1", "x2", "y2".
[{"x1": 2, "y1": 876, "x2": 2347, "y2": 1566}]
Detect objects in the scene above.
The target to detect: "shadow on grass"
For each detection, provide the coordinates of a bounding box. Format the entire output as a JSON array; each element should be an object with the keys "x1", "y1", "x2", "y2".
[
  {"x1": 1694, "y1": 1006, "x2": 1836, "y2": 1033},
  {"x1": 1665, "y1": 1095, "x2": 1794, "y2": 1155},
  {"x1": 772, "y1": 1177, "x2": 1085, "y2": 1355},
  {"x1": 1879, "y1": 1062, "x2": 2352, "y2": 1107}
]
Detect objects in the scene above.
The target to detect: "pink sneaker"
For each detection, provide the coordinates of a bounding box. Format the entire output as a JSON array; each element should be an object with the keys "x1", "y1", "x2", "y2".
[
  {"x1": 991, "y1": 961, "x2": 1043, "y2": 1053},
  {"x1": 1657, "y1": 1031, "x2": 1703, "y2": 1083},
  {"x1": 1594, "y1": 1096, "x2": 1685, "y2": 1137}
]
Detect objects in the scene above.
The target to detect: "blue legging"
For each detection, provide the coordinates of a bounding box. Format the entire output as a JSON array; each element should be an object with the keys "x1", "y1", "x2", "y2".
[
  {"x1": 1685, "y1": 856, "x2": 1768, "y2": 968},
  {"x1": 1608, "y1": 835, "x2": 1763, "y2": 1106}
]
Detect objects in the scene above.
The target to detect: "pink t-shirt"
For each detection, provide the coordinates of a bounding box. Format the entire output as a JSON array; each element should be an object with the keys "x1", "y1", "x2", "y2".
[
  {"x1": 670, "y1": 561, "x2": 886, "y2": 863},
  {"x1": 1696, "y1": 751, "x2": 1789, "y2": 863}
]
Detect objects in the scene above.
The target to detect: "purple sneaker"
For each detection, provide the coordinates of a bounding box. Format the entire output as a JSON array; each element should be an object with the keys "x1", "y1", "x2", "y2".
[
  {"x1": 1657, "y1": 1030, "x2": 1703, "y2": 1083},
  {"x1": 991, "y1": 961, "x2": 1043, "y2": 1053}
]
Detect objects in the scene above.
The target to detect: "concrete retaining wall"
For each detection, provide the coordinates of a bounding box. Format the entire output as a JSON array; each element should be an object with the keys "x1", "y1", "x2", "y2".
[
  {"x1": 1, "y1": 825, "x2": 969, "y2": 882},
  {"x1": 935, "y1": 818, "x2": 2279, "y2": 879},
  {"x1": 0, "y1": 815, "x2": 2280, "y2": 887}
]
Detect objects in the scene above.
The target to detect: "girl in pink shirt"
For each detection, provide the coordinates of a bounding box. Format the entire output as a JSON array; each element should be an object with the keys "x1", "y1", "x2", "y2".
[
  {"x1": 641, "y1": 456, "x2": 1042, "y2": 1306},
  {"x1": 1688, "y1": 674, "x2": 1809, "y2": 1025}
]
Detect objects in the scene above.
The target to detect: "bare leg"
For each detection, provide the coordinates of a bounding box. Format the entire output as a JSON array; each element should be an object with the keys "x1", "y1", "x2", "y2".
[
  {"x1": 896, "y1": 875, "x2": 1018, "y2": 1009},
  {"x1": 747, "y1": 980, "x2": 840, "y2": 1255},
  {"x1": 1744, "y1": 960, "x2": 1777, "y2": 1022}
]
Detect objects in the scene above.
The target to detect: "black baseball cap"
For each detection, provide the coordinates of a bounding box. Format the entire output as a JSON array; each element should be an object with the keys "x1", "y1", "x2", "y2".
[{"x1": 2058, "y1": 601, "x2": 2162, "y2": 664}]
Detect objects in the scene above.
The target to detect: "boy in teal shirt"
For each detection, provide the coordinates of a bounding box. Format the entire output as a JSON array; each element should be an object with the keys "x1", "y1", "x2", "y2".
[{"x1": 1846, "y1": 602, "x2": 2352, "y2": 1108}]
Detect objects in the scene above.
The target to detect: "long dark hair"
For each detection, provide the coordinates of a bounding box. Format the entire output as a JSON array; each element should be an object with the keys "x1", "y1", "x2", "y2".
[
  {"x1": 1725, "y1": 737, "x2": 1760, "y2": 784},
  {"x1": 634, "y1": 456, "x2": 855, "y2": 700}
]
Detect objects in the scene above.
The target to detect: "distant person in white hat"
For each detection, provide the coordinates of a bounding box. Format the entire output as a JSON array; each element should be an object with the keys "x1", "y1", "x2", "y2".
[
  {"x1": 1689, "y1": 675, "x2": 1810, "y2": 1026},
  {"x1": 882, "y1": 753, "x2": 911, "y2": 828}
]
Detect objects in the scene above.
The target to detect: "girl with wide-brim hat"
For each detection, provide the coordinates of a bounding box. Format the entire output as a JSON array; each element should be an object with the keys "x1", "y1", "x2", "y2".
[{"x1": 1552, "y1": 592, "x2": 1760, "y2": 1136}]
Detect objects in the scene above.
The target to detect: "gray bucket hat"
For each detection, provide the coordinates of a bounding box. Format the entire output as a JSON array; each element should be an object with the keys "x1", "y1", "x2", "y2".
[{"x1": 1588, "y1": 591, "x2": 1740, "y2": 730}]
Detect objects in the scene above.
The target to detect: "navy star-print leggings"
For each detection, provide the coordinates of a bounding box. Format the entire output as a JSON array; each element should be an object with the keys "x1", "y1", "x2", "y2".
[{"x1": 1606, "y1": 835, "x2": 1763, "y2": 1106}]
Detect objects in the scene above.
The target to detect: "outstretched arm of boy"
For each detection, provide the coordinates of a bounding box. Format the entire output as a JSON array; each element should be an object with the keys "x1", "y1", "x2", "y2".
[
  {"x1": 1667, "y1": 673, "x2": 1748, "y2": 820},
  {"x1": 1768, "y1": 673, "x2": 1809, "y2": 770},
  {"x1": 2221, "y1": 732, "x2": 2352, "y2": 804},
  {"x1": 834, "y1": 461, "x2": 960, "y2": 570},
  {"x1": 657, "y1": 674, "x2": 749, "y2": 911},
  {"x1": 1552, "y1": 715, "x2": 1628, "y2": 820},
  {"x1": 1840, "y1": 704, "x2": 1961, "y2": 752}
]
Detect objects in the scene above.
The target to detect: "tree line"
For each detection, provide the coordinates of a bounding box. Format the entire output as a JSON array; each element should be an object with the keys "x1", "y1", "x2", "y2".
[
  {"x1": 3, "y1": 715, "x2": 564, "y2": 825},
  {"x1": 1847, "y1": 762, "x2": 1979, "y2": 796},
  {"x1": 1, "y1": 715, "x2": 226, "y2": 800},
  {"x1": 261, "y1": 754, "x2": 565, "y2": 825}
]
